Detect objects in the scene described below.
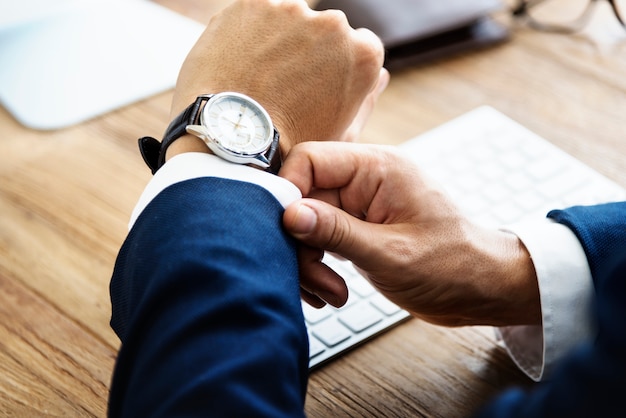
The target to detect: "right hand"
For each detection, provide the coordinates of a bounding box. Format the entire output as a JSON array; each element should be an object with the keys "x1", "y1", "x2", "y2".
[{"x1": 280, "y1": 142, "x2": 541, "y2": 327}]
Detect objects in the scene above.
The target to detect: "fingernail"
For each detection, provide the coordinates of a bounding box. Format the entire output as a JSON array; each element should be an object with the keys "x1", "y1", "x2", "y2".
[{"x1": 291, "y1": 203, "x2": 317, "y2": 234}]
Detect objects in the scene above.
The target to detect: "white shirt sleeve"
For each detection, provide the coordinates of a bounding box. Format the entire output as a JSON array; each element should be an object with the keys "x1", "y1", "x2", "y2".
[
  {"x1": 129, "y1": 152, "x2": 302, "y2": 230},
  {"x1": 497, "y1": 219, "x2": 595, "y2": 382}
]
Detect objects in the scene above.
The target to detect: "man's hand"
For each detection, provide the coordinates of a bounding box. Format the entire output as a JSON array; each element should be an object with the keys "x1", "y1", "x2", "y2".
[
  {"x1": 168, "y1": 0, "x2": 386, "y2": 160},
  {"x1": 280, "y1": 142, "x2": 541, "y2": 328}
]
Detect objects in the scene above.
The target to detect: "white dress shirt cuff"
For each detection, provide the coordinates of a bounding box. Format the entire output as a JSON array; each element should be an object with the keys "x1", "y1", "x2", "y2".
[
  {"x1": 498, "y1": 219, "x2": 595, "y2": 382},
  {"x1": 129, "y1": 152, "x2": 303, "y2": 229}
]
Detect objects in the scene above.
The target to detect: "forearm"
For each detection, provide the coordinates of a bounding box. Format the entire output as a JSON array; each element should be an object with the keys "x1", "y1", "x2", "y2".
[
  {"x1": 466, "y1": 225, "x2": 541, "y2": 327},
  {"x1": 402, "y1": 221, "x2": 541, "y2": 327},
  {"x1": 109, "y1": 178, "x2": 308, "y2": 417}
]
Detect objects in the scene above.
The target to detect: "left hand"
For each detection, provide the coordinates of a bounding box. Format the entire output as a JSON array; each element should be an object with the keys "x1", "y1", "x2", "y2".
[{"x1": 167, "y1": 0, "x2": 387, "y2": 159}]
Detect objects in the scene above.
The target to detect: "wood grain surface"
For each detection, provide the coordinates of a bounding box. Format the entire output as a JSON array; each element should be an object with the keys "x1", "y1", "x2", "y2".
[{"x1": 1, "y1": 1, "x2": 625, "y2": 416}]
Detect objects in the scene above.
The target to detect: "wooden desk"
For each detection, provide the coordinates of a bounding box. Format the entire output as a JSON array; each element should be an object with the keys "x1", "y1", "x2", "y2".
[{"x1": 1, "y1": 1, "x2": 625, "y2": 416}]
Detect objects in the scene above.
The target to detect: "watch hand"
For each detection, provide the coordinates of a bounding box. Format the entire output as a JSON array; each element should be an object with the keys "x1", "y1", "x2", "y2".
[
  {"x1": 220, "y1": 116, "x2": 247, "y2": 134},
  {"x1": 220, "y1": 116, "x2": 238, "y2": 127},
  {"x1": 236, "y1": 105, "x2": 246, "y2": 127}
]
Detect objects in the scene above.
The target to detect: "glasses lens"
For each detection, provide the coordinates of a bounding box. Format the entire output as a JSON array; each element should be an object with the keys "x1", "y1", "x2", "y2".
[{"x1": 525, "y1": 0, "x2": 591, "y2": 26}]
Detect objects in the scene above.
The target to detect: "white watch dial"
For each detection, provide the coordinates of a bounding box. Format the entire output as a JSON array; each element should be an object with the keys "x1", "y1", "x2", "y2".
[{"x1": 201, "y1": 92, "x2": 273, "y2": 155}]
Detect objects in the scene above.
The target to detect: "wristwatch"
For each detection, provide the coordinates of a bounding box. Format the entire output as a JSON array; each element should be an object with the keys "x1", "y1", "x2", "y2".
[{"x1": 138, "y1": 92, "x2": 281, "y2": 174}]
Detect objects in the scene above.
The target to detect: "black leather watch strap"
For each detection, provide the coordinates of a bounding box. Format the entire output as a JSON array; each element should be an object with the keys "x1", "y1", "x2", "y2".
[
  {"x1": 138, "y1": 95, "x2": 211, "y2": 174},
  {"x1": 265, "y1": 128, "x2": 282, "y2": 175}
]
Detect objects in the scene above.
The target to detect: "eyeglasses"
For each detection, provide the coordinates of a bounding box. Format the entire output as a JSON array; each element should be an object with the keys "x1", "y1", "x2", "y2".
[{"x1": 511, "y1": 0, "x2": 626, "y2": 33}]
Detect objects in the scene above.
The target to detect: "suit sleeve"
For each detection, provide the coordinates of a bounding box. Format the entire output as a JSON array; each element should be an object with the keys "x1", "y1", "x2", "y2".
[
  {"x1": 547, "y1": 202, "x2": 626, "y2": 281},
  {"x1": 474, "y1": 202, "x2": 626, "y2": 417},
  {"x1": 107, "y1": 177, "x2": 309, "y2": 417}
]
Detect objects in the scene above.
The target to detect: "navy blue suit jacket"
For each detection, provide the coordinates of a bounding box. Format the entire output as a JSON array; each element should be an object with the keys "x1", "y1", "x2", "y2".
[
  {"x1": 109, "y1": 176, "x2": 626, "y2": 417},
  {"x1": 108, "y1": 178, "x2": 309, "y2": 417}
]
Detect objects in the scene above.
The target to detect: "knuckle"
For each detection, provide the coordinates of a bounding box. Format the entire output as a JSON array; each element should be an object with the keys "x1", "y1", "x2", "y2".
[
  {"x1": 279, "y1": 0, "x2": 308, "y2": 14},
  {"x1": 352, "y1": 30, "x2": 385, "y2": 67},
  {"x1": 323, "y1": 211, "x2": 353, "y2": 253},
  {"x1": 319, "y1": 9, "x2": 350, "y2": 29}
]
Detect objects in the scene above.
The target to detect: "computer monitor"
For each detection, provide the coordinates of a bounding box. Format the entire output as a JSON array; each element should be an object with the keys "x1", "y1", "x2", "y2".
[{"x1": 0, "y1": 0, "x2": 204, "y2": 130}]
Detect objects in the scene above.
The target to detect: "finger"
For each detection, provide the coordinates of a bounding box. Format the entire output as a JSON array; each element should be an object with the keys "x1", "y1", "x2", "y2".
[
  {"x1": 284, "y1": 198, "x2": 378, "y2": 264},
  {"x1": 306, "y1": 188, "x2": 342, "y2": 211},
  {"x1": 300, "y1": 287, "x2": 326, "y2": 309},
  {"x1": 339, "y1": 68, "x2": 390, "y2": 143},
  {"x1": 280, "y1": 142, "x2": 388, "y2": 195},
  {"x1": 353, "y1": 27, "x2": 385, "y2": 69},
  {"x1": 297, "y1": 245, "x2": 349, "y2": 308},
  {"x1": 366, "y1": 68, "x2": 390, "y2": 103}
]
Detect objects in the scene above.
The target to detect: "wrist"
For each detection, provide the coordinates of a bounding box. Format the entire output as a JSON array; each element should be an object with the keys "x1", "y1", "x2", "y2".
[
  {"x1": 476, "y1": 227, "x2": 541, "y2": 326},
  {"x1": 165, "y1": 134, "x2": 211, "y2": 162},
  {"x1": 261, "y1": 105, "x2": 298, "y2": 156},
  {"x1": 164, "y1": 135, "x2": 271, "y2": 174}
]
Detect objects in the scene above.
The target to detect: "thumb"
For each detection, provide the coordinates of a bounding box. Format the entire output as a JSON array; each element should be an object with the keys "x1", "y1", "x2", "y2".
[{"x1": 284, "y1": 199, "x2": 370, "y2": 261}]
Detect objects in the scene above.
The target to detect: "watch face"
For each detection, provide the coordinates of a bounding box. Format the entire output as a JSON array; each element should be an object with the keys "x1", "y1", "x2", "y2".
[{"x1": 201, "y1": 92, "x2": 273, "y2": 156}]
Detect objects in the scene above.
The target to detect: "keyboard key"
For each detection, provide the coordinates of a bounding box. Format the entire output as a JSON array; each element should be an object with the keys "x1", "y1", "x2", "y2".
[
  {"x1": 478, "y1": 161, "x2": 506, "y2": 180},
  {"x1": 461, "y1": 194, "x2": 490, "y2": 217},
  {"x1": 505, "y1": 172, "x2": 533, "y2": 191},
  {"x1": 444, "y1": 154, "x2": 473, "y2": 172},
  {"x1": 325, "y1": 256, "x2": 356, "y2": 277},
  {"x1": 499, "y1": 151, "x2": 526, "y2": 169},
  {"x1": 370, "y1": 293, "x2": 403, "y2": 316},
  {"x1": 537, "y1": 171, "x2": 586, "y2": 199},
  {"x1": 338, "y1": 302, "x2": 383, "y2": 333},
  {"x1": 302, "y1": 303, "x2": 332, "y2": 325},
  {"x1": 492, "y1": 202, "x2": 525, "y2": 224},
  {"x1": 348, "y1": 277, "x2": 377, "y2": 298},
  {"x1": 456, "y1": 173, "x2": 483, "y2": 192},
  {"x1": 308, "y1": 333, "x2": 326, "y2": 359},
  {"x1": 527, "y1": 158, "x2": 563, "y2": 180},
  {"x1": 339, "y1": 289, "x2": 360, "y2": 309},
  {"x1": 514, "y1": 190, "x2": 545, "y2": 212},
  {"x1": 312, "y1": 318, "x2": 352, "y2": 347},
  {"x1": 469, "y1": 145, "x2": 495, "y2": 162},
  {"x1": 483, "y1": 183, "x2": 511, "y2": 203}
]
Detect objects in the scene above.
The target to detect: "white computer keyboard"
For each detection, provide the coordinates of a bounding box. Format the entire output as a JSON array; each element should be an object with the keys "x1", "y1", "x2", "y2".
[{"x1": 305, "y1": 106, "x2": 626, "y2": 369}]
